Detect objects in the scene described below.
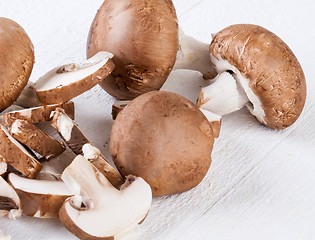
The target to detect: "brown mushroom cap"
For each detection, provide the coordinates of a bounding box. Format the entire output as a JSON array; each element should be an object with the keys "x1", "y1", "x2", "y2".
[
  {"x1": 0, "y1": 18, "x2": 34, "y2": 112},
  {"x1": 210, "y1": 24, "x2": 306, "y2": 129},
  {"x1": 110, "y1": 91, "x2": 214, "y2": 196},
  {"x1": 87, "y1": 0, "x2": 179, "y2": 100}
]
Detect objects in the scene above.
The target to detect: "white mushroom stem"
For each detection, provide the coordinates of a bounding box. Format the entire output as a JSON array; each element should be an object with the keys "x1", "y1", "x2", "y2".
[
  {"x1": 173, "y1": 28, "x2": 216, "y2": 79},
  {"x1": 198, "y1": 71, "x2": 249, "y2": 116},
  {"x1": 60, "y1": 155, "x2": 152, "y2": 239}
]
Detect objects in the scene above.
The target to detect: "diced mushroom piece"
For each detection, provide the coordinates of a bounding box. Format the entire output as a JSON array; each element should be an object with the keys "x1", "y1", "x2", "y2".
[
  {"x1": 198, "y1": 24, "x2": 307, "y2": 129},
  {"x1": 2, "y1": 101, "x2": 74, "y2": 127},
  {"x1": 112, "y1": 101, "x2": 130, "y2": 120},
  {"x1": 0, "y1": 159, "x2": 7, "y2": 177},
  {"x1": 59, "y1": 155, "x2": 152, "y2": 239},
  {"x1": 8, "y1": 173, "x2": 73, "y2": 218},
  {"x1": 34, "y1": 51, "x2": 115, "y2": 105},
  {"x1": 51, "y1": 108, "x2": 123, "y2": 188},
  {"x1": 10, "y1": 119, "x2": 65, "y2": 160},
  {"x1": 0, "y1": 124, "x2": 42, "y2": 178},
  {"x1": 0, "y1": 18, "x2": 34, "y2": 112},
  {"x1": 0, "y1": 176, "x2": 21, "y2": 219}
]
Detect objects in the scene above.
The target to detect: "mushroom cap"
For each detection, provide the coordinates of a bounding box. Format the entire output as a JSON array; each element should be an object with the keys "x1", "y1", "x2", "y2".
[
  {"x1": 210, "y1": 24, "x2": 306, "y2": 129},
  {"x1": 110, "y1": 91, "x2": 214, "y2": 196},
  {"x1": 0, "y1": 18, "x2": 34, "y2": 112},
  {"x1": 87, "y1": 0, "x2": 179, "y2": 100}
]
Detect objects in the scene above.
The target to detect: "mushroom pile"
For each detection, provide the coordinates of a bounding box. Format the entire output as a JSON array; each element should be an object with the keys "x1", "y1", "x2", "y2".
[{"x1": 0, "y1": 0, "x2": 307, "y2": 239}]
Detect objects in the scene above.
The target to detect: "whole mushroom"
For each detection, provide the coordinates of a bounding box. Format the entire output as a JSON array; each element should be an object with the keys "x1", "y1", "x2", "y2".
[
  {"x1": 0, "y1": 18, "x2": 34, "y2": 112},
  {"x1": 87, "y1": 0, "x2": 216, "y2": 100},
  {"x1": 198, "y1": 24, "x2": 307, "y2": 129},
  {"x1": 110, "y1": 91, "x2": 217, "y2": 196}
]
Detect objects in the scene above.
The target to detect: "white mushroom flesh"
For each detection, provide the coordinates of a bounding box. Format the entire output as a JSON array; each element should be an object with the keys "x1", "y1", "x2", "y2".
[
  {"x1": 35, "y1": 51, "x2": 113, "y2": 92},
  {"x1": 199, "y1": 54, "x2": 266, "y2": 123},
  {"x1": 0, "y1": 176, "x2": 21, "y2": 219},
  {"x1": 9, "y1": 173, "x2": 72, "y2": 196},
  {"x1": 61, "y1": 155, "x2": 152, "y2": 238},
  {"x1": 199, "y1": 109, "x2": 222, "y2": 123},
  {"x1": 53, "y1": 112, "x2": 74, "y2": 141}
]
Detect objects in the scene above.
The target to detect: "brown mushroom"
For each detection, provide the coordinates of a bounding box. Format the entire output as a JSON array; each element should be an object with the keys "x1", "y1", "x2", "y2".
[
  {"x1": 0, "y1": 124, "x2": 42, "y2": 178},
  {"x1": 0, "y1": 176, "x2": 21, "y2": 219},
  {"x1": 198, "y1": 24, "x2": 307, "y2": 129},
  {"x1": 0, "y1": 18, "x2": 34, "y2": 112},
  {"x1": 87, "y1": 0, "x2": 216, "y2": 100},
  {"x1": 10, "y1": 119, "x2": 66, "y2": 160},
  {"x1": 110, "y1": 91, "x2": 215, "y2": 196}
]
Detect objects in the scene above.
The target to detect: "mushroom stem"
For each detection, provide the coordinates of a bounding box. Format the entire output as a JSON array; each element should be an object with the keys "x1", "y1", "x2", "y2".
[
  {"x1": 198, "y1": 71, "x2": 249, "y2": 116},
  {"x1": 173, "y1": 29, "x2": 216, "y2": 79}
]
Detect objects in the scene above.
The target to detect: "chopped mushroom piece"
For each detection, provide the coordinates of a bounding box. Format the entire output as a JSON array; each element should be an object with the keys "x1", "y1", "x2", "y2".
[
  {"x1": 0, "y1": 18, "x2": 34, "y2": 112},
  {"x1": 34, "y1": 51, "x2": 115, "y2": 105},
  {"x1": 111, "y1": 91, "x2": 215, "y2": 196},
  {"x1": 0, "y1": 124, "x2": 42, "y2": 178},
  {"x1": 0, "y1": 176, "x2": 21, "y2": 219},
  {"x1": 51, "y1": 108, "x2": 123, "y2": 188},
  {"x1": 2, "y1": 101, "x2": 74, "y2": 127},
  {"x1": 87, "y1": 0, "x2": 215, "y2": 100},
  {"x1": 59, "y1": 155, "x2": 152, "y2": 240},
  {"x1": 0, "y1": 160, "x2": 7, "y2": 177},
  {"x1": 9, "y1": 173, "x2": 73, "y2": 218},
  {"x1": 198, "y1": 24, "x2": 307, "y2": 129},
  {"x1": 10, "y1": 119, "x2": 66, "y2": 160}
]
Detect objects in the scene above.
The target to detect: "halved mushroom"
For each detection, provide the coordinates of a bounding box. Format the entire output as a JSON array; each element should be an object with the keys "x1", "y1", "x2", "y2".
[
  {"x1": 8, "y1": 173, "x2": 73, "y2": 218},
  {"x1": 0, "y1": 18, "x2": 34, "y2": 112},
  {"x1": 10, "y1": 119, "x2": 65, "y2": 160},
  {"x1": 198, "y1": 24, "x2": 307, "y2": 129},
  {"x1": 51, "y1": 108, "x2": 123, "y2": 188},
  {"x1": 87, "y1": 0, "x2": 215, "y2": 100},
  {"x1": 34, "y1": 51, "x2": 114, "y2": 105},
  {"x1": 0, "y1": 124, "x2": 42, "y2": 178},
  {"x1": 110, "y1": 91, "x2": 215, "y2": 196},
  {"x1": 59, "y1": 155, "x2": 152, "y2": 239},
  {"x1": 2, "y1": 101, "x2": 74, "y2": 127},
  {"x1": 0, "y1": 176, "x2": 21, "y2": 219}
]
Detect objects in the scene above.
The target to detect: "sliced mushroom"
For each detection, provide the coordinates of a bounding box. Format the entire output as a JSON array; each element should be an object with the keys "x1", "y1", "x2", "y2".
[
  {"x1": 34, "y1": 51, "x2": 115, "y2": 105},
  {"x1": 0, "y1": 18, "x2": 34, "y2": 112},
  {"x1": 0, "y1": 159, "x2": 7, "y2": 177},
  {"x1": 8, "y1": 173, "x2": 73, "y2": 218},
  {"x1": 10, "y1": 119, "x2": 65, "y2": 160},
  {"x1": 111, "y1": 91, "x2": 215, "y2": 196},
  {"x1": 0, "y1": 124, "x2": 42, "y2": 178},
  {"x1": 198, "y1": 24, "x2": 307, "y2": 129},
  {"x1": 51, "y1": 108, "x2": 123, "y2": 188},
  {"x1": 0, "y1": 176, "x2": 21, "y2": 219},
  {"x1": 1, "y1": 101, "x2": 74, "y2": 127},
  {"x1": 87, "y1": 0, "x2": 215, "y2": 100},
  {"x1": 59, "y1": 155, "x2": 152, "y2": 239}
]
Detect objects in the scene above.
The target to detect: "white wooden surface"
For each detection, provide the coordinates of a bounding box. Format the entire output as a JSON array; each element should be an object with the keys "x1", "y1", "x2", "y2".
[{"x1": 0, "y1": 0, "x2": 314, "y2": 239}]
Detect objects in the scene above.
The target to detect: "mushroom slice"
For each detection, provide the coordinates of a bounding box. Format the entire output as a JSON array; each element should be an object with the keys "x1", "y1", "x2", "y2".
[
  {"x1": 0, "y1": 124, "x2": 42, "y2": 178},
  {"x1": 0, "y1": 176, "x2": 21, "y2": 219},
  {"x1": 8, "y1": 173, "x2": 73, "y2": 218},
  {"x1": 59, "y1": 155, "x2": 152, "y2": 240},
  {"x1": 10, "y1": 119, "x2": 65, "y2": 160},
  {"x1": 0, "y1": 18, "x2": 34, "y2": 112},
  {"x1": 0, "y1": 159, "x2": 7, "y2": 177},
  {"x1": 51, "y1": 108, "x2": 123, "y2": 188},
  {"x1": 198, "y1": 24, "x2": 306, "y2": 129},
  {"x1": 2, "y1": 101, "x2": 74, "y2": 127},
  {"x1": 34, "y1": 51, "x2": 115, "y2": 105}
]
